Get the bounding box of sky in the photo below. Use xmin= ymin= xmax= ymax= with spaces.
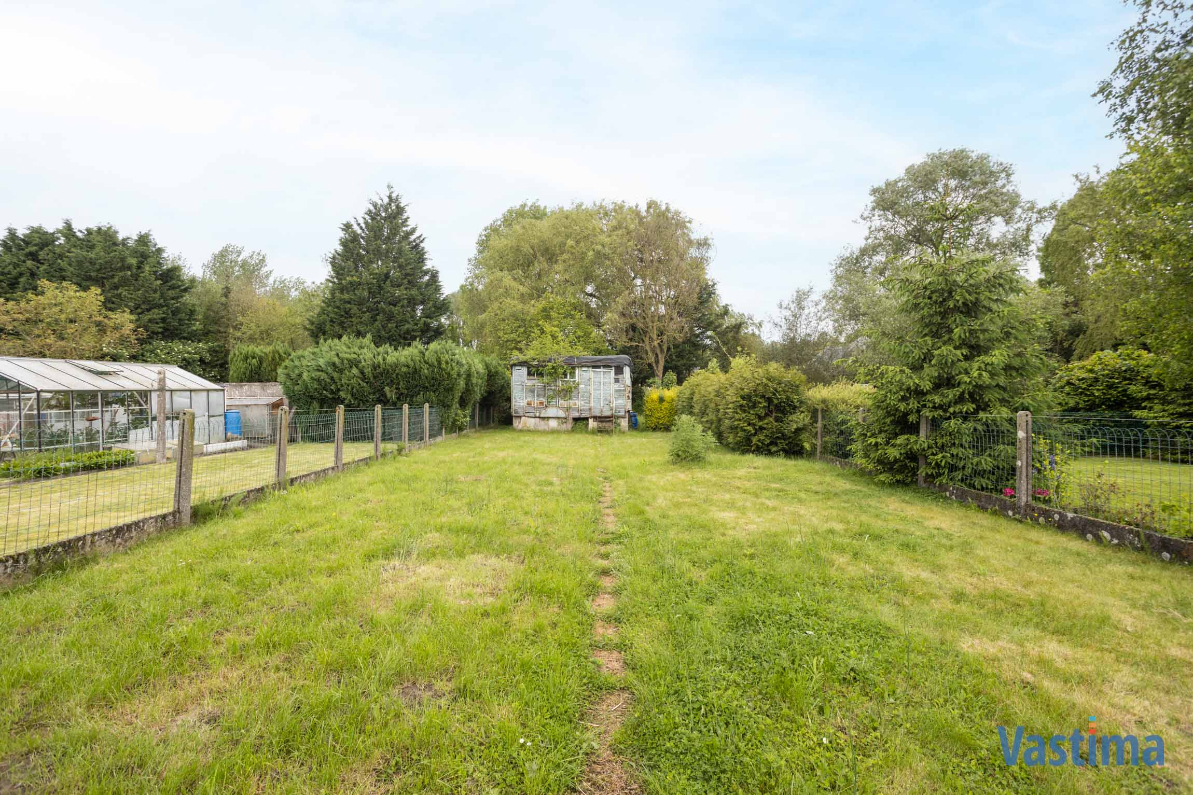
xmin=0 ymin=0 xmax=1131 ymax=324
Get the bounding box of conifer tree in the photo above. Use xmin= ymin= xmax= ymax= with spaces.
xmin=311 ymin=187 xmax=450 ymax=346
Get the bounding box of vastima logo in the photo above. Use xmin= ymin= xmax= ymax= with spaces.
xmin=998 ymin=716 xmax=1165 ymax=767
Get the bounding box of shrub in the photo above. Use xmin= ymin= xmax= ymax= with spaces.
xmin=1051 ymin=347 xmax=1169 ymax=416
xmin=676 ymin=357 xmax=812 ymax=456
xmin=806 ymin=382 xmax=874 ymax=411
xmin=720 ymin=359 xmax=811 ymax=456
xmin=669 ymin=414 xmax=715 ymax=463
xmin=643 ymin=387 xmax=678 ymax=430
xmin=678 ymin=362 xmax=728 ymax=442
xmin=662 ymin=370 xmax=678 ymax=389
xmin=139 ymin=340 xmax=225 ymax=382
xmin=228 ymin=343 xmax=293 ymax=382
xmin=0 ymin=449 xmax=136 ymax=480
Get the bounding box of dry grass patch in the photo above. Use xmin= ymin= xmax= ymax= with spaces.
xmin=376 ymin=553 xmax=519 ymax=607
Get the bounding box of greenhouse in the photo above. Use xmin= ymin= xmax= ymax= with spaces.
xmin=0 ymin=356 xmax=226 ymax=455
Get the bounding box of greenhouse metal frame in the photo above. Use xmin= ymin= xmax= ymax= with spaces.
xmin=0 ymin=356 xmax=227 ymax=455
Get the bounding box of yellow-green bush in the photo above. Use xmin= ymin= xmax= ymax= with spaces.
xmin=806 ymin=382 xmax=874 ymax=411
xmin=643 ymin=387 xmax=678 ymax=431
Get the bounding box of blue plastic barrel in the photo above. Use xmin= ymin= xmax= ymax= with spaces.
xmin=629 ymin=411 xmax=638 ymax=430
xmin=225 ymin=410 xmax=242 ymax=437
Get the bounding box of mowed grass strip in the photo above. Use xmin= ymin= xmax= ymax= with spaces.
xmin=1 ymin=430 xmax=1191 ymax=793
xmin=0 ymin=441 xmax=377 ymax=556
xmin=605 ymin=434 xmax=1191 ymax=794
xmin=0 ymin=431 xmax=611 ymax=793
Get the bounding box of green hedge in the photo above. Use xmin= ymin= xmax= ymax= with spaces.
xmin=0 ymin=449 xmax=136 ymax=480
xmin=676 ymin=357 xmax=811 ymax=456
xmin=229 ymin=343 xmax=293 ymax=382
xmin=278 ymin=337 xmax=509 ymax=432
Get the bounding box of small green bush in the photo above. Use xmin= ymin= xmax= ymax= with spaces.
xmin=643 ymin=387 xmax=678 ymax=431
xmin=0 ymin=449 xmax=136 ymax=480
xmin=721 ymin=359 xmax=811 ymax=456
xmin=669 ymin=415 xmax=715 ymax=464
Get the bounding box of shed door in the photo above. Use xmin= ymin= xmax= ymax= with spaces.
xmin=591 ymin=367 xmax=614 ymax=416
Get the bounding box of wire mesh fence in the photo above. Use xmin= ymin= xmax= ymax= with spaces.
xmin=928 ymin=415 xmax=1019 ymax=496
xmin=1031 ymin=416 xmax=1193 ymax=539
xmin=0 ymin=403 xmax=493 ymax=558
xmin=820 ymin=409 xmax=859 ymax=461
xmin=817 ymin=409 xmax=1193 ymax=541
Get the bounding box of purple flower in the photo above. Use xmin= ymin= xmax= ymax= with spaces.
xmin=1003 ymin=487 xmax=1015 ymax=497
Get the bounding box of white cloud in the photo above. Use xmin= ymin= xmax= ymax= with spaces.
xmin=0 ymin=0 xmax=1128 ymax=318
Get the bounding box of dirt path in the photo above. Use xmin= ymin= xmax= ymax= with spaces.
xmin=576 ymin=476 xmax=639 ymax=794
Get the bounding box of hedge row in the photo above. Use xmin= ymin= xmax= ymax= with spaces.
xmin=676 ymin=357 xmax=811 ymax=456
xmin=278 ymin=337 xmax=509 ymax=432
xmin=229 ymin=343 xmax=293 ymax=383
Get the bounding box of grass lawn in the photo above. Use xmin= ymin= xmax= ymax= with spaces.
xmin=1059 ymin=457 xmax=1193 ymax=538
xmin=0 ymin=441 xmax=379 ymax=556
xmin=1 ymin=430 xmax=1189 ymax=793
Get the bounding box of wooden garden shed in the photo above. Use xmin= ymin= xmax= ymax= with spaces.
xmin=511 ymin=355 xmax=631 ymax=431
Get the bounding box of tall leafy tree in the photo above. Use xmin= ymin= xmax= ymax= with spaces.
xmin=1096 ymin=0 xmax=1193 ymax=144
xmin=605 ymin=200 xmax=710 ymax=381
xmin=825 ymin=149 xmax=1050 ymax=337
xmin=311 ymin=186 xmax=449 ymax=347
xmin=0 ymin=281 xmax=142 ymax=360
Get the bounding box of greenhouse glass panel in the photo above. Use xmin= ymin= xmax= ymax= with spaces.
xmin=72 ymin=392 xmax=102 ymax=451
xmin=40 ymin=392 xmax=74 ymax=451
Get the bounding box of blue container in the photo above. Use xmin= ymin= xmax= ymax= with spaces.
xmin=225 ymin=410 xmax=242 ymax=437
xmin=629 ymin=411 xmax=638 ymax=430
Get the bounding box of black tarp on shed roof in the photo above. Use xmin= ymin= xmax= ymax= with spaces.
xmin=510 ymin=355 xmax=631 ymax=368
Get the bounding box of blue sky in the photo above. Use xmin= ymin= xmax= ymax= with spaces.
xmin=0 ymin=1 xmax=1131 ymax=323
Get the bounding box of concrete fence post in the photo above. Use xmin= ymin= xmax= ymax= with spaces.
xmin=155 ymin=369 xmax=168 ymax=464
xmin=334 ymin=405 xmax=345 ymax=470
xmin=275 ymin=406 xmax=289 ymax=487
xmin=1016 ymin=410 xmax=1032 ymax=516
xmin=423 ymin=403 xmax=429 ymax=446
xmin=402 ymin=404 xmax=409 ymax=450
xmin=374 ymin=404 xmax=382 ymax=460
xmin=816 ymin=407 xmax=823 ymax=460
xmin=917 ymin=412 xmax=930 ymax=488
xmin=173 ymin=410 xmax=195 ymax=525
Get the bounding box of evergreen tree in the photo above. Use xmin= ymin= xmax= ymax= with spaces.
xmin=0 ymin=221 xmax=195 ymax=344
xmin=311 ymin=187 xmax=449 ymax=346
xmin=851 ymin=251 xmax=1049 ymax=484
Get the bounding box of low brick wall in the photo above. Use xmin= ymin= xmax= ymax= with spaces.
xmin=928 ymin=482 xmax=1193 ymax=564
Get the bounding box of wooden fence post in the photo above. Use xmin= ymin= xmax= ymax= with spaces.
xmin=918 ymin=412 xmax=929 ymax=488
xmin=173 ymin=410 xmax=195 ymax=525
xmin=155 ymin=369 xmax=168 ymax=464
xmin=374 ymin=404 xmax=382 ymax=460
xmin=275 ymin=406 xmax=289 ymax=487
xmin=1016 ymin=410 xmax=1032 ymax=516
xmin=423 ymin=403 xmax=430 ymax=446
xmin=402 ymin=404 xmax=409 ymax=450
xmin=816 ymin=407 xmax=823 ymax=460
xmin=334 ymin=405 xmax=344 ymax=470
